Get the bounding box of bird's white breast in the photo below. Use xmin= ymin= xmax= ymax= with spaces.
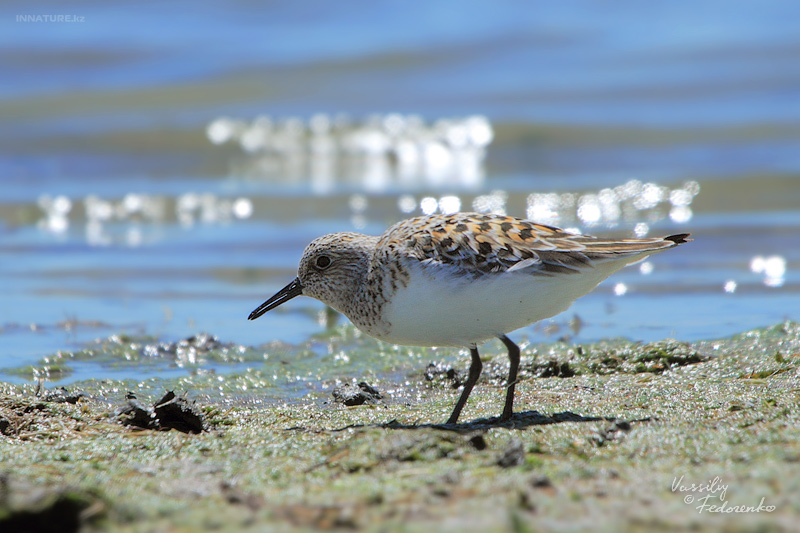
xmin=377 ymin=260 xmax=625 ymax=347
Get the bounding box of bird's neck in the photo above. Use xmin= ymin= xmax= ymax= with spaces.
xmin=337 ymin=236 xmax=394 ymax=338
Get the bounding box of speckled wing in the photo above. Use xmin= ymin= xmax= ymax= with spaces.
xmin=380 ymin=213 xmax=690 ymax=276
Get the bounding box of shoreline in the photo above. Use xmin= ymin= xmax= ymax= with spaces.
xmin=2 ymin=321 xmax=799 ymax=531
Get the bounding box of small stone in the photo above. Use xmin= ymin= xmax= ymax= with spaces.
xmin=153 ymin=391 xmax=205 ymax=434
xmin=43 ymin=387 xmax=87 ymax=404
xmin=332 ymin=382 xmax=382 ymax=406
xmin=468 ymin=434 xmax=488 ymax=451
xmin=496 ymin=438 xmax=525 ymax=468
xmin=424 ymin=363 xmax=464 ymax=389
xmin=529 ymin=474 xmax=553 ymax=488
xmin=114 ymin=393 xmax=157 ymax=430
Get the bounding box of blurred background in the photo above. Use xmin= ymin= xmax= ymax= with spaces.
xmin=1 ymin=0 xmax=799 ymax=383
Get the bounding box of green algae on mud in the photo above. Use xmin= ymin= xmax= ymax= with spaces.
xmin=1 ymin=322 xmax=800 ymax=532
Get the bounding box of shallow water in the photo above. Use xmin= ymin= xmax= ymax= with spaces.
xmin=2 ymin=0 xmax=799 ymax=384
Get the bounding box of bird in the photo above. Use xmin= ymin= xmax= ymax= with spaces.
xmin=248 ymin=212 xmax=690 ymax=424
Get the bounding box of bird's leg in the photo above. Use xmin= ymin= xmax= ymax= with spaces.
xmin=446 ymin=346 xmax=482 ymax=424
xmin=498 ymin=335 xmax=520 ymax=421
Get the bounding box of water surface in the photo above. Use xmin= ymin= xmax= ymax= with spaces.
xmin=1 ymin=0 xmax=799 ymax=385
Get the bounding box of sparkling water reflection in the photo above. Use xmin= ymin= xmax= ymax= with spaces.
xmin=209 ymin=113 xmax=493 ymax=193
xmin=2 ymin=0 xmax=799 ymax=385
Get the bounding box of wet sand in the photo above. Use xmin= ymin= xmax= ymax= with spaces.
xmin=2 ymin=322 xmax=798 ymax=531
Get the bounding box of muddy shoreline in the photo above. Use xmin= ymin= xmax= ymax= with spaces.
xmin=2 ymin=322 xmax=799 ymax=531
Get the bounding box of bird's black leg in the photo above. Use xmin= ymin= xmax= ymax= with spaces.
xmin=446 ymin=346 xmax=482 ymax=424
xmin=498 ymin=334 xmax=520 ymax=421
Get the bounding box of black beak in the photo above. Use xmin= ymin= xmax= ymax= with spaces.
xmin=248 ymin=278 xmax=304 ymax=320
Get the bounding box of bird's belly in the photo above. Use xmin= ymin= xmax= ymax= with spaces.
xmin=378 ymin=266 xmax=610 ymax=347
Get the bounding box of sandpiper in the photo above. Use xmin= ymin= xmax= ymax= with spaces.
xmin=249 ymin=213 xmax=690 ymax=424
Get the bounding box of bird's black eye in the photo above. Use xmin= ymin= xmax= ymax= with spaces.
xmin=315 ymin=255 xmax=331 ymax=270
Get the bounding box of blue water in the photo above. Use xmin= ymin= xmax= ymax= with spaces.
xmin=1 ymin=0 xmax=799 ymax=383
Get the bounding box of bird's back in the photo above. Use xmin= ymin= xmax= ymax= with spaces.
xmin=378 ymin=213 xmax=687 ymax=277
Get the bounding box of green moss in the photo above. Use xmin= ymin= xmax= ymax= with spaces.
xmin=0 ymin=322 xmax=799 ymax=531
